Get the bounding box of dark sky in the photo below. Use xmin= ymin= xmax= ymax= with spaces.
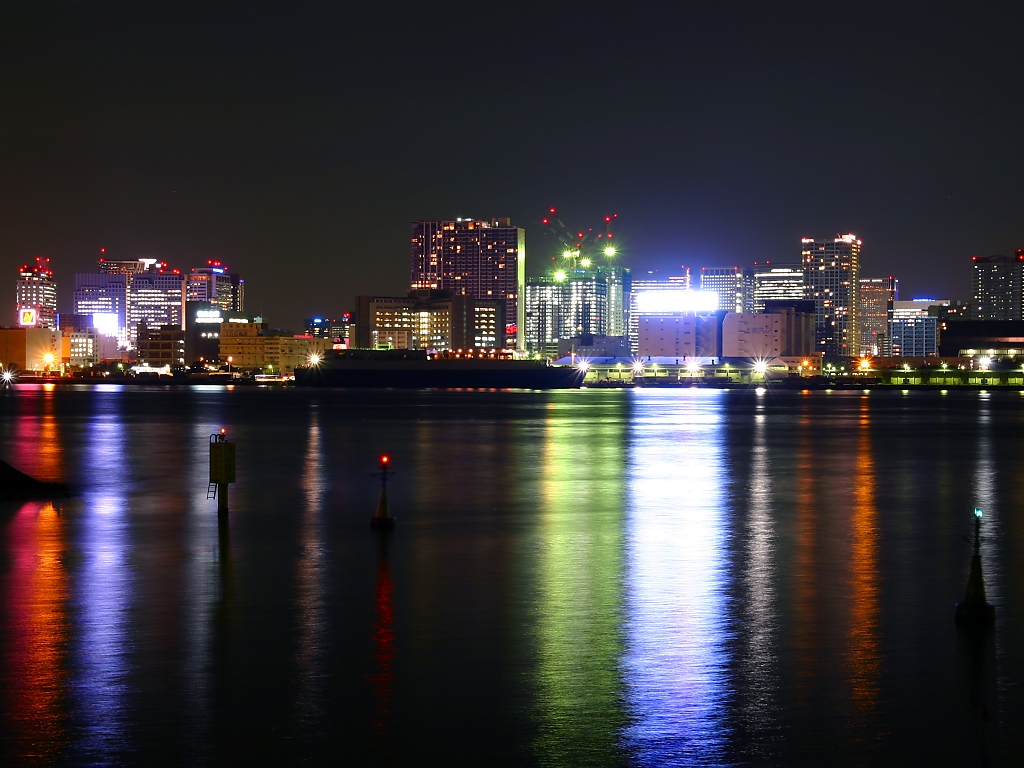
xmin=3 ymin=2 xmax=1023 ymax=328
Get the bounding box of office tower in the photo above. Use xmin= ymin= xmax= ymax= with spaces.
xmin=187 ymin=261 xmax=245 ymax=313
xmin=306 ymin=315 xmax=355 ymax=347
xmin=700 ymin=266 xmax=753 ymax=314
xmin=524 ymin=276 xmax=565 ymax=356
xmin=410 ymin=218 xmax=525 ymax=348
xmin=15 ymin=257 xmax=58 ymax=328
xmin=972 ymin=252 xmax=1024 ymax=321
xmin=128 ymin=267 xmax=185 ymax=346
xmin=801 ymin=234 xmax=861 ymax=358
xmin=76 ymin=258 xmax=186 ymax=347
xmin=594 ymin=265 xmax=630 ymax=337
xmin=73 ymin=272 xmax=129 ymax=345
xmin=753 ymin=263 xmax=804 ymax=311
xmin=626 ymin=272 xmax=691 ymax=353
xmin=524 ymin=269 xmax=613 ymax=354
xmin=888 ymin=300 xmax=941 ymax=357
xmin=858 ymin=277 xmax=899 ymax=355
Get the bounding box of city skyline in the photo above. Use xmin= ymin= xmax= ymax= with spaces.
xmin=2 ymin=5 xmax=1023 ymax=330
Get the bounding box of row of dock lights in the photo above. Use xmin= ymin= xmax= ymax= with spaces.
xmin=576 ymin=358 xmax=772 ymax=376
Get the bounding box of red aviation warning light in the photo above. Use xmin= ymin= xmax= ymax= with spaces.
xmin=381 ymin=455 xmax=390 ymax=465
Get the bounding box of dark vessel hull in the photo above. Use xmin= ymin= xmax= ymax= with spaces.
xmin=295 ymin=363 xmax=583 ymax=389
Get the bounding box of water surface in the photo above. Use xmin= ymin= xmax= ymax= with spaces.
xmin=1 ymin=385 xmax=1021 ymax=766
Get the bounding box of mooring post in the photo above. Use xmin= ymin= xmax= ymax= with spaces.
xmin=210 ymin=428 xmax=236 ymax=517
xmin=371 ymin=454 xmax=395 ymax=529
xmin=956 ymin=508 xmax=995 ymax=624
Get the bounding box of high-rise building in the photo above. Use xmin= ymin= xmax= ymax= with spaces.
xmin=972 ymin=252 xmax=1024 ymax=321
xmin=410 ymin=218 xmax=525 ymax=348
xmin=627 ymin=273 xmax=691 ymax=353
xmin=595 ymin=265 xmax=630 ymax=337
xmin=753 ymin=264 xmax=804 ymax=311
xmin=76 ymin=258 xmax=187 ymax=347
xmin=15 ymin=257 xmax=58 ymax=329
xmin=73 ymin=272 xmax=129 ymax=345
xmin=128 ymin=267 xmax=185 ymax=346
xmin=524 ymin=269 xmax=617 ymax=355
xmin=306 ymin=315 xmax=355 ymax=347
xmin=801 ymin=234 xmax=861 ymax=358
xmin=187 ymin=261 xmax=245 ymax=313
xmin=888 ymin=300 xmax=941 ymax=357
xmin=700 ymin=266 xmax=753 ymax=314
xmin=858 ymin=277 xmax=899 ymax=356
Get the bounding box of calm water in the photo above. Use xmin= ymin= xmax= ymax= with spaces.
xmin=1 ymin=384 xmax=1022 ymax=767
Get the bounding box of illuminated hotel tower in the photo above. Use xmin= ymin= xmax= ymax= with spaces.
xmin=410 ymin=218 xmax=525 ymax=349
xmin=801 ymin=234 xmax=861 ymax=358
xmin=15 ymin=257 xmax=58 ymax=328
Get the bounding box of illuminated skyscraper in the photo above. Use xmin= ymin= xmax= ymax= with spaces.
xmin=858 ymin=277 xmax=898 ymax=355
xmin=129 ymin=267 xmax=186 ymax=345
xmin=73 ymin=272 xmax=129 ymax=344
xmin=15 ymin=257 xmax=57 ymax=328
xmin=410 ymin=218 xmax=525 ymax=348
xmin=77 ymin=258 xmax=186 ymax=347
xmin=801 ymin=234 xmax=861 ymax=358
xmin=972 ymin=252 xmax=1024 ymax=321
xmin=753 ymin=263 xmax=803 ymax=311
xmin=524 ymin=269 xmax=617 ymax=354
xmin=187 ymin=261 xmax=245 ymax=312
xmin=700 ymin=266 xmax=753 ymax=314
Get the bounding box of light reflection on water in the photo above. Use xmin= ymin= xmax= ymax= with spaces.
xmin=1 ymin=385 xmax=1024 ymax=766
xmin=622 ymin=390 xmax=730 ymax=766
xmin=69 ymin=414 xmax=131 ymax=762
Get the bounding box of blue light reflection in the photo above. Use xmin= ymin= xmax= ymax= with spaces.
xmin=622 ymin=390 xmax=731 ymax=766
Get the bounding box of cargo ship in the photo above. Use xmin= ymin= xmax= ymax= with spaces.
xmin=294 ymin=349 xmax=584 ymax=389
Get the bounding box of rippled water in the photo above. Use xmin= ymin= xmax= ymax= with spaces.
xmin=1 ymin=385 xmax=1021 ymax=766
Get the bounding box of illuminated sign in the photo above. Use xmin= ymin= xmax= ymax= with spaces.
xmin=635 ymin=290 xmax=719 ymax=314
xmin=195 ymin=309 xmax=224 ymax=324
xmin=227 ymin=317 xmax=248 ymax=323
xmin=19 ymin=308 xmax=37 ymax=326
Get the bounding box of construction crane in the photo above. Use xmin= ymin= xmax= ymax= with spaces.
xmin=541 ymin=208 xmax=619 ymax=272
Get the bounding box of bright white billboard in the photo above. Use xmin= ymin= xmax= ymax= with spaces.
xmin=635 ymin=290 xmax=719 ymax=314
xmin=92 ymin=312 xmax=121 ymax=338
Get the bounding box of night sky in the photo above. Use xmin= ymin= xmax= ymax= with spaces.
xmin=3 ymin=3 xmax=1023 ymax=328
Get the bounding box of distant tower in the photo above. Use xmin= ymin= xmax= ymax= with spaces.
xmin=801 ymin=234 xmax=861 ymax=358
xmin=700 ymin=266 xmax=753 ymax=313
xmin=753 ymin=263 xmax=804 ymax=311
xmin=858 ymin=277 xmax=899 ymax=355
xmin=187 ymin=261 xmax=245 ymax=312
xmin=410 ymin=218 xmax=525 ymax=349
xmin=972 ymin=252 xmax=1024 ymax=321
xmin=16 ymin=257 xmax=57 ymax=328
